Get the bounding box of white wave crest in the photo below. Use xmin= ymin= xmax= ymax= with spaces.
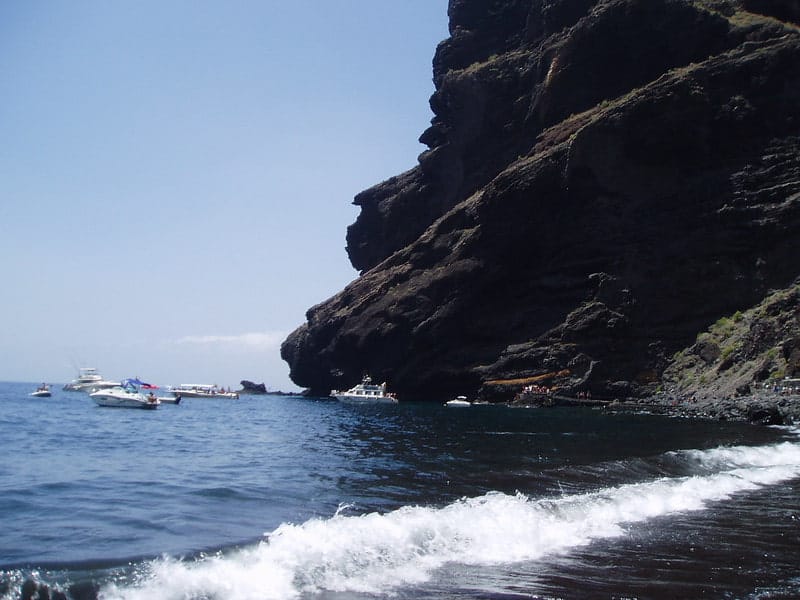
xmin=99 ymin=441 xmax=800 ymax=600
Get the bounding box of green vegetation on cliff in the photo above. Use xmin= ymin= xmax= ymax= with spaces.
xmin=663 ymin=282 xmax=800 ymax=400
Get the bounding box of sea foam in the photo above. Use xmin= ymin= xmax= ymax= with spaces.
xmin=99 ymin=440 xmax=800 ymax=600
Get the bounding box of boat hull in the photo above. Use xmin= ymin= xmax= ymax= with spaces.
xmin=156 ymin=396 xmax=181 ymax=404
xmin=30 ymin=391 xmax=52 ymax=398
xmin=90 ymin=390 xmax=159 ymax=409
xmin=334 ymin=394 xmax=398 ymax=404
xmin=445 ymin=400 xmax=471 ymax=407
xmin=170 ymin=391 xmax=238 ymax=399
xmin=64 ymin=381 xmax=120 ymax=393
xmin=169 ymin=384 xmax=238 ymax=399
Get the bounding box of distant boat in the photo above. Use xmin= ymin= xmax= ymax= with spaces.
xmin=445 ymin=395 xmax=471 ymax=407
xmin=168 ymin=384 xmax=238 ymax=399
xmin=30 ymin=384 xmax=51 ymax=398
xmin=63 ymin=367 xmax=119 ymax=392
xmin=331 ymin=375 xmax=398 ymax=404
xmin=90 ymin=379 xmax=160 ymax=409
xmin=155 ymin=395 xmax=181 ymax=405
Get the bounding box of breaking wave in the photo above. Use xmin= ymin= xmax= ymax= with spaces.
xmin=91 ymin=439 xmax=800 ymax=600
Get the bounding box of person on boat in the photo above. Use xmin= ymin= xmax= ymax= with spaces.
xmin=148 ymin=391 xmax=157 ymax=403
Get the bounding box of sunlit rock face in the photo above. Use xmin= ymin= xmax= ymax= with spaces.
xmin=281 ymin=0 xmax=800 ymax=401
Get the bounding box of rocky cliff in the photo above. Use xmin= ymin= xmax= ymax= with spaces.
xmin=662 ymin=280 xmax=800 ymax=401
xmin=281 ymin=0 xmax=800 ymax=401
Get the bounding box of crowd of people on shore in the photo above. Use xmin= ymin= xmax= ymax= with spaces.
xmin=520 ymin=384 xmax=551 ymax=396
xmin=761 ymin=378 xmax=800 ymax=395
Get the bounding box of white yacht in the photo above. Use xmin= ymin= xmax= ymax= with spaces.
xmin=90 ymin=380 xmax=160 ymax=409
xmin=168 ymin=384 xmax=238 ymax=399
xmin=331 ymin=376 xmax=397 ymax=404
xmin=63 ymin=367 xmax=119 ymax=392
xmin=445 ymin=395 xmax=471 ymax=407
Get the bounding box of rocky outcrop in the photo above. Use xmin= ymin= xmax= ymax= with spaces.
xmin=662 ymin=282 xmax=800 ymax=400
xmin=239 ymin=380 xmax=267 ymax=394
xmin=282 ymin=0 xmax=800 ymax=400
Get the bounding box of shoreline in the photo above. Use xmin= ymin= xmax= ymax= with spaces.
xmin=504 ymin=390 xmax=800 ymax=426
xmin=605 ymin=392 xmax=800 ymax=426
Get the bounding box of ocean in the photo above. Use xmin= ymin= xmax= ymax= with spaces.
xmin=1 ymin=380 xmax=799 ymax=599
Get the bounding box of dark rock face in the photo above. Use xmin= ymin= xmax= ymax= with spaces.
xmin=282 ymin=0 xmax=800 ymax=400
xmin=747 ymin=403 xmax=785 ymax=425
xmin=743 ymin=0 xmax=800 ymax=25
xmin=239 ymin=380 xmax=267 ymax=394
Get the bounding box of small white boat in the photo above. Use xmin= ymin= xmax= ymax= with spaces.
xmin=30 ymin=384 xmax=52 ymax=398
xmin=332 ymin=376 xmax=397 ymax=404
xmin=445 ymin=395 xmax=471 ymax=407
xmin=63 ymin=367 xmax=119 ymax=392
xmin=156 ymin=395 xmax=181 ymax=405
xmin=90 ymin=379 xmax=160 ymax=409
xmin=168 ymin=384 xmax=238 ymax=399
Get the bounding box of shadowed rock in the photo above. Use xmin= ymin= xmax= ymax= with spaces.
xmin=239 ymin=380 xmax=267 ymax=394
xmin=282 ymin=0 xmax=800 ymax=401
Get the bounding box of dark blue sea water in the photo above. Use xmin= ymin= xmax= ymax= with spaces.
xmin=1 ymin=380 xmax=799 ymax=599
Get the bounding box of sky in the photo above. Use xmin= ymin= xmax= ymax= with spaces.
xmin=0 ymin=1 xmax=449 ymax=391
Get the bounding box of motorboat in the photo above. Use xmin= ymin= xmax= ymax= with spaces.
xmin=90 ymin=379 xmax=160 ymax=409
xmin=63 ymin=367 xmax=119 ymax=392
xmin=331 ymin=375 xmax=397 ymax=404
xmin=30 ymin=384 xmax=52 ymax=398
xmin=168 ymin=384 xmax=239 ymax=399
xmin=156 ymin=395 xmax=181 ymax=405
xmin=445 ymin=395 xmax=471 ymax=407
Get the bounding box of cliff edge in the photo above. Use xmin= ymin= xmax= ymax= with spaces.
xmin=282 ymin=0 xmax=800 ymax=401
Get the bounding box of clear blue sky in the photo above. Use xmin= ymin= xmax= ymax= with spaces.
xmin=0 ymin=1 xmax=449 ymax=390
